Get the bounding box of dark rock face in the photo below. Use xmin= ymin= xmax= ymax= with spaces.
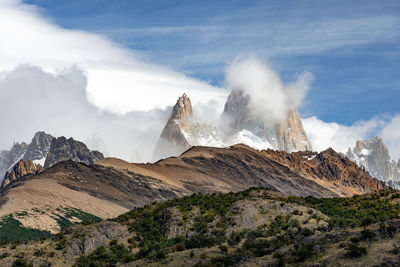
xmin=23 ymin=131 xmax=53 ymax=162
xmin=0 ymin=132 xmax=53 ymax=180
xmin=2 ymin=160 xmax=43 ymax=187
xmin=44 ymin=137 xmax=104 ymax=168
xmin=0 ymin=132 xmax=104 ymax=184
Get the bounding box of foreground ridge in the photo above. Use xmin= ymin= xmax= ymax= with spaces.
xmin=1 ymin=187 xmax=400 ymax=266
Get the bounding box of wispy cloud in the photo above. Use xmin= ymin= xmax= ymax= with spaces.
xmin=0 ymin=0 xmax=227 ymax=114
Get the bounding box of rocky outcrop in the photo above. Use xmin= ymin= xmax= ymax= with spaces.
xmin=263 ymin=148 xmax=386 ymax=196
xmin=65 ymin=221 xmax=128 ymax=262
xmin=0 ymin=132 xmax=53 ymax=180
xmin=346 ymin=137 xmax=400 ymax=188
xmin=2 ymin=160 xmax=43 ymax=187
xmin=0 ymin=132 xmax=105 ymax=183
xmin=0 ymin=142 xmax=28 ymax=179
xmin=44 ymin=137 xmax=104 ymax=168
xmin=221 ymin=90 xmax=312 ymax=152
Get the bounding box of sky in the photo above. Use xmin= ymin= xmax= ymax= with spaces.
xmin=0 ymin=0 xmax=399 ymax=161
xmin=23 ymin=0 xmax=400 ymax=123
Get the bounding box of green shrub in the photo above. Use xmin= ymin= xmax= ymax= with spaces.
xmin=379 ymin=223 xmax=397 ymax=238
xmin=291 ymin=242 xmax=316 ymax=262
xmin=243 ymin=238 xmax=273 ymax=257
xmin=33 ymin=248 xmax=45 ymax=257
xmin=273 ymin=252 xmax=286 ymax=267
xmin=346 ymin=242 xmax=367 ymax=258
xmin=360 ymin=229 xmax=377 ymax=241
xmin=55 ymin=238 xmax=66 ymax=250
xmin=219 ymin=244 xmax=228 ymax=253
xmin=184 ymin=234 xmax=217 ymax=249
xmin=11 ymin=258 xmax=33 ymax=267
xmin=0 ymin=252 xmax=9 ymax=259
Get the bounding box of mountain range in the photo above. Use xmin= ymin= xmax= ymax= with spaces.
xmin=153 ymin=92 xmax=400 ymax=188
xmin=0 ymin=91 xmax=398 ymax=266
xmin=0 ymin=132 xmax=104 ymax=185
xmin=152 ymin=91 xmax=312 ymax=161
xmin=3 ymin=92 xmax=397 ymax=190
xmin=0 ymin=141 xmax=385 ymax=237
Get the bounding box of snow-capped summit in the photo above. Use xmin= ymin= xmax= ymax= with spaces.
xmin=346 ymin=137 xmax=400 ymax=188
xmin=220 ymin=90 xmax=312 ymax=152
xmin=0 ymin=131 xmax=53 ymax=179
xmin=23 ymin=131 xmax=53 ymax=164
xmin=152 ymin=91 xmax=313 ymax=161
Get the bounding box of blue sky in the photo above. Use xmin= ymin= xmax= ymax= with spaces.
xmin=15 ymin=0 xmax=400 ymax=124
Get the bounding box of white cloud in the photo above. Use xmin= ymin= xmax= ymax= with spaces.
xmin=381 ymin=115 xmax=400 ymax=160
xmin=1 ymin=0 xmax=399 ymax=165
xmin=0 ymin=0 xmax=227 ymax=114
xmin=302 ymin=115 xmax=400 ymax=161
xmin=224 ymin=55 xmax=313 ymax=123
xmin=0 ymin=65 xmax=170 ymax=162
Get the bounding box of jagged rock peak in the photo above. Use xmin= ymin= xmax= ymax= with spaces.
xmin=152 ymin=94 xmax=195 ymax=161
xmin=2 ymin=160 xmax=43 ymax=188
xmin=170 ymin=93 xmax=193 ymax=120
xmin=346 ymin=136 xmax=400 ymax=188
xmin=44 ymin=137 xmax=104 ymax=168
xmin=23 ymin=131 xmax=53 ymax=161
xmin=221 ymin=89 xmax=312 ymax=152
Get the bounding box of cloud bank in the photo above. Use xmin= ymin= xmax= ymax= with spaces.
xmin=0 ymin=1 xmax=399 ymax=164
xmin=0 ymin=66 xmax=172 ymax=162
xmin=223 ymin=57 xmax=400 ymax=161
xmin=0 ymin=0 xmax=227 ymax=114
xmin=224 ymin=56 xmax=313 ymax=123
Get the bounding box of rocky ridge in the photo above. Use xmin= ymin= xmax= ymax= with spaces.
xmin=44 ymin=137 xmax=104 ymax=168
xmin=0 ymin=133 xmax=105 ymax=186
xmin=263 ymin=148 xmax=385 ymax=196
xmin=346 ymin=137 xmax=400 ymax=189
xmin=1 ymin=160 xmax=43 ymax=187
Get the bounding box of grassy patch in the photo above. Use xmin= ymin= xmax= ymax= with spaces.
xmin=53 ymin=208 xmax=101 ymax=231
xmin=0 ymin=216 xmax=51 ymax=242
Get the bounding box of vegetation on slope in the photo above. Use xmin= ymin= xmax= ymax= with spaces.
xmin=0 ymin=188 xmax=400 ymax=266
xmin=0 ymin=207 xmax=100 ymax=242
